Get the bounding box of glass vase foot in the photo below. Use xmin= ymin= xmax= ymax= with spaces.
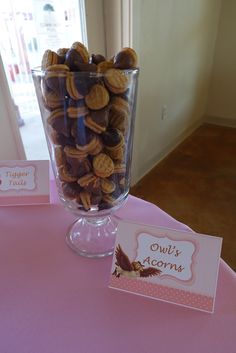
xmin=66 ymin=215 xmax=118 ymax=258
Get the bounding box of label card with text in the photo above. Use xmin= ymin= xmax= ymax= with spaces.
xmin=109 ymin=220 xmax=222 ymax=313
xmin=0 ymin=160 xmax=50 ymax=206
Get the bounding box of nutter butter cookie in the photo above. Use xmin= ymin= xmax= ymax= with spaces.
xmin=90 ymin=189 xmax=103 ymax=205
xmin=73 ymin=125 xmax=97 ymax=152
xmin=97 ymin=60 xmax=114 ymax=73
xmin=79 ymin=191 xmax=91 ymax=210
xmin=65 ymin=48 xmax=84 ymax=71
xmin=101 ymin=178 xmax=116 ymax=194
xmin=58 ymin=165 xmax=77 ymax=182
xmin=45 ymin=69 xmax=68 ymax=97
xmin=64 ymin=146 xmax=90 ymax=177
xmin=104 ymin=68 xmax=129 ymax=94
xmin=113 ymin=162 xmax=126 ymax=174
xmin=75 ymin=63 xmax=97 ymax=72
xmin=66 ymin=73 xmax=84 ymax=100
xmin=77 ymin=173 xmax=97 ymax=187
xmin=62 ymin=182 xmax=82 ymax=200
xmin=106 ymin=146 xmax=124 ymax=161
xmin=64 ymin=145 xmax=88 ymax=160
xmin=67 ymin=99 xmax=89 ymax=118
xmin=91 ymin=53 xmax=105 ymax=65
xmin=114 ymin=47 xmax=138 ymax=69
xmin=46 ymin=64 xmax=69 ymax=73
xmin=47 ymin=108 xmax=71 ymax=137
xmin=89 ymin=137 xmax=103 ymax=155
xmin=71 ymin=41 xmax=90 ymax=63
xmin=102 ymin=128 xmax=124 ymax=149
xmin=103 ymin=128 xmax=125 ymax=161
xmin=54 ymin=146 xmax=66 ymax=168
xmin=43 ymin=90 xmax=64 ymax=110
xmin=109 ymin=96 xmax=130 ymax=133
xmin=85 ymin=84 xmax=109 ymax=110
xmin=50 ymin=130 xmax=75 ymax=147
xmin=57 ymin=48 xmax=69 ymax=57
xmin=93 ymin=153 xmax=114 ymax=178
xmin=84 ymin=107 xmax=109 ymax=133
xmin=41 ymin=50 xmax=62 ymax=70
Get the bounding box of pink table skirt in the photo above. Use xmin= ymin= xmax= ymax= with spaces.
xmin=0 ymin=189 xmax=235 ymax=353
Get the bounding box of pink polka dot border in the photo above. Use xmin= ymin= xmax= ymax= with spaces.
xmin=110 ymin=276 xmax=214 ymax=312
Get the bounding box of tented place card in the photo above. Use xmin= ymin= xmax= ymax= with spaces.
xmin=0 ymin=160 xmax=50 ymax=206
xmin=109 ymin=220 xmax=222 ymax=313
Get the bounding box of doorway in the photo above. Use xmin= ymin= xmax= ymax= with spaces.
xmin=0 ymin=0 xmax=87 ymax=160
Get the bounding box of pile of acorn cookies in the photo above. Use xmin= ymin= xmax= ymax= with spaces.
xmin=40 ymin=41 xmax=138 ymax=211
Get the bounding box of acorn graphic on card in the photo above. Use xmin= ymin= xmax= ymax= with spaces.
xmin=113 ymin=244 xmax=162 ymax=278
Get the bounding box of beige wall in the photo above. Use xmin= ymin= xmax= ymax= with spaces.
xmin=206 ymin=0 xmax=236 ymax=120
xmin=85 ymin=0 xmax=106 ymax=55
xmin=131 ymin=0 xmax=221 ymax=184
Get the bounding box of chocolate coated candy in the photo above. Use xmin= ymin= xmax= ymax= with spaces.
xmin=45 ymin=74 xmax=67 ymax=97
xmin=68 ymin=98 xmax=87 ymax=108
xmin=41 ymin=50 xmax=63 ymax=70
xmin=65 ymin=49 xmax=84 ymax=71
xmin=111 ymin=179 xmax=125 ymax=195
xmin=91 ymin=54 xmax=106 ymax=65
xmin=73 ymin=121 xmax=96 ymax=146
xmin=62 ymin=182 xmax=82 ymax=199
xmin=90 ymin=189 xmax=103 ymax=205
xmin=110 ymin=88 xmax=131 ymax=102
xmin=52 ymin=132 xmax=75 ymax=147
xmin=114 ymin=52 xmax=133 ymax=69
xmin=108 ymin=173 xmax=126 ymax=194
xmin=75 ymin=63 xmax=97 ymax=72
xmin=48 ymin=109 xmax=71 ymax=137
xmin=73 ymin=75 xmax=97 ymax=96
xmin=98 ymin=201 xmax=113 ymax=211
xmin=84 ymin=176 xmax=101 ymax=193
xmin=114 ymin=48 xmax=137 ymax=69
xmin=89 ymin=107 xmax=109 ymax=127
xmin=67 ymin=158 xmax=91 ymax=178
xmin=57 ymin=48 xmax=69 ymax=62
xmin=102 ymin=128 xmax=122 ymax=147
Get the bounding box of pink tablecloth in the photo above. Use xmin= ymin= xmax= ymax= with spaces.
xmin=0 ymin=189 xmax=235 ymax=353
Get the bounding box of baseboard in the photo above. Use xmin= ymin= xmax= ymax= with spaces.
xmin=204 ymin=115 xmax=236 ymax=128
xmin=131 ymin=118 xmax=203 ymax=186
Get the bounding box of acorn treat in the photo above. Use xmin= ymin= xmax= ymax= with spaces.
xmin=34 ymin=41 xmax=139 ymax=214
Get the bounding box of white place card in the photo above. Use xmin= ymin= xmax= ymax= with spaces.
xmin=109 ymin=220 xmax=222 ymax=313
xmin=0 ymin=160 xmax=50 ymax=206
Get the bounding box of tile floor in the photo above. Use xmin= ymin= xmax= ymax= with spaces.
xmin=131 ymin=124 xmax=236 ymax=270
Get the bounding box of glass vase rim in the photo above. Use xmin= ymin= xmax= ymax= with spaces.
xmin=31 ymin=66 xmax=139 ymax=77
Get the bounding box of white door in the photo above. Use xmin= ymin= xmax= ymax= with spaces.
xmin=0 ymin=54 xmax=26 ymax=160
xmin=0 ymin=0 xmax=107 ymax=160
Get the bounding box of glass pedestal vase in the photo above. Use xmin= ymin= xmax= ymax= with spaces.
xmin=66 ymin=215 xmax=118 ymax=258
xmin=32 ymin=67 xmax=139 ymax=257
